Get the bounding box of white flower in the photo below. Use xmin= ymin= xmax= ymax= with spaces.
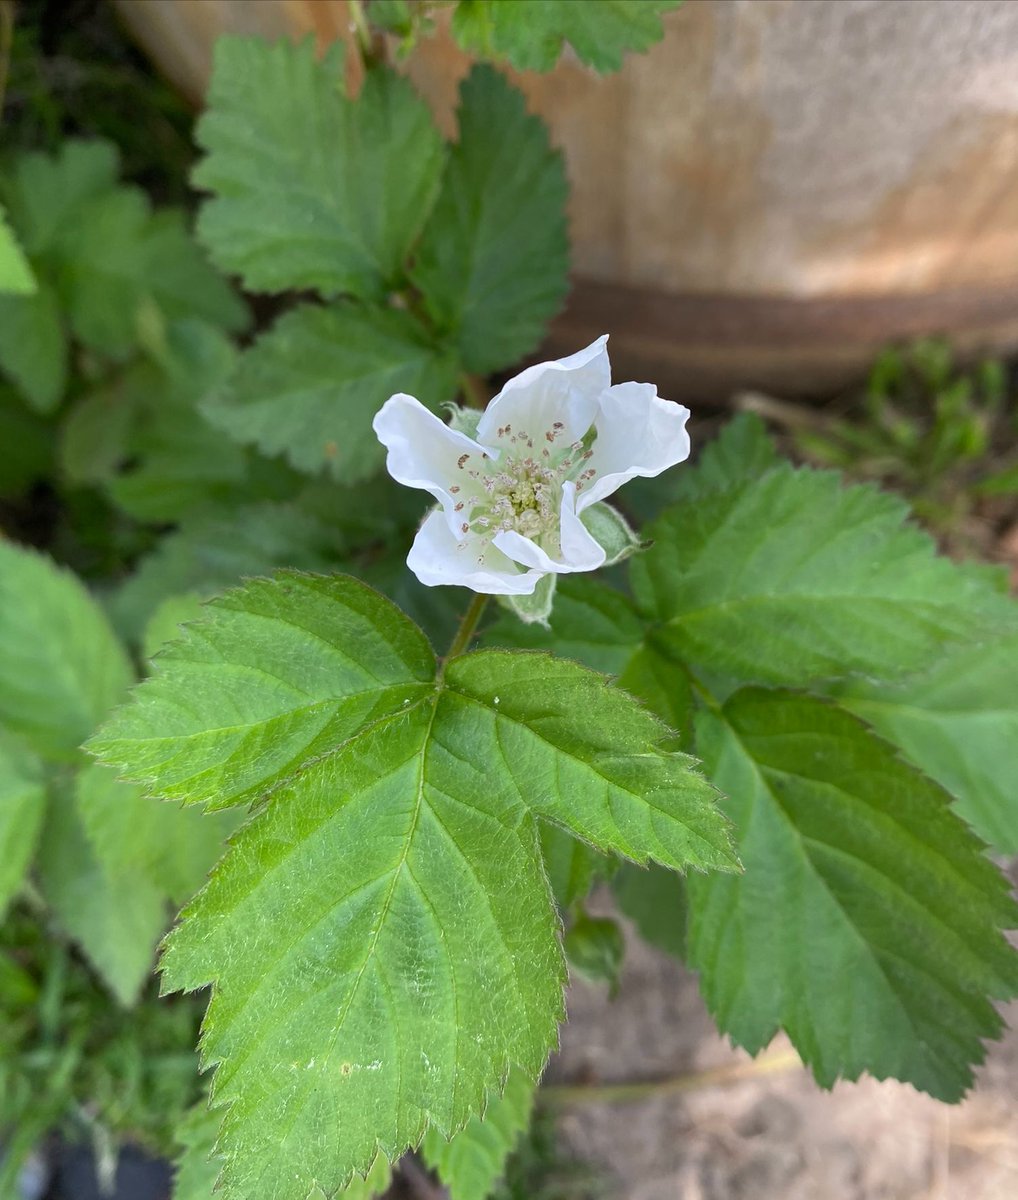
xmin=372 ymin=335 xmax=691 ymax=596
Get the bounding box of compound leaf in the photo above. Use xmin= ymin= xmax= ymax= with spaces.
xmin=36 ymin=786 xmax=167 ymax=1006
xmin=0 ymin=282 xmax=67 ymax=412
xmin=632 ymin=461 xmax=1012 ymax=687
xmin=412 ymin=65 xmax=569 ymax=374
xmin=0 ymin=735 xmax=47 ymax=919
xmin=0 ymin=205 xmax=36 ymax=295
xmin=687 ymin=688 xmax=1018 ymax=1101
xmin=485 ymin=576 xmax=642 ymax=675
xmin=194 ymin=39 xmax=444 ymax=300
xmin=836 ymin=629 xmax=1018 ymax=854
xmin=90 ymin=573 xmax=438 ymax=810
xmin=421 ymin=1069 xmax=535 ymax=1200
xmin=0 ymin=540 xmax=132 ymax=759
xmin=91 ymin=573 xmax=733 ymax=1195
xmin=453 ymin=0 xmax=680 ymax=73
xmin=203 ymin=301 xmax=458 ymax=482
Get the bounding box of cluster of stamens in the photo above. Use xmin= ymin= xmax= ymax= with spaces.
xmin=451 ymin=421 xmax=597 ymax=558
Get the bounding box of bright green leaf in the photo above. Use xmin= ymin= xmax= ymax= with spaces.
xmin=632 ymin=461 xmax=1012 ymax=687
xmin=194 ymin=39 xmax=444 ymax=299
xmin=203 ymin=301 xmax=458 ymax=481
xmin=0 ymin=205 xmax=36 ymax=295
xmin=688 ymin=688 xmax=1018 ymax=1101
xmin=92 ymin=573 xmax=733 ymax=1194
xmin=0 ymin=282 xmax=67 ymax=412
xmin=421 ymin=1069 xmax=535 ymax=1200
xmin=143 ymin=210 xmax=250 ymax=334
xmin=36 ymin=787 xmax=166 ymax=1006
xmin=836 ymin=630 xmax=1018 ymax=854
xmin=76 ymin=761 xmax=233 ymax=909
xmin=563 ymin=912 xmax=625 ymax=992
xmin=56 ymin=186 xmax=150 ymax=357
xmin=411 ymin=65 xmax=569 ymax=374
xmin=91 ymin=573 xmax=438 ymax=810
xmin=0 ymin=735 xmax=47 ymax=920
xmin=452 ymin=0 xmax=681 ymax=73
xmin=2 ymin=140 xmax=120 ymax=257
xmin=613 ymin=862 xmax=687 ymax=960
xmin=486 ymin=576 xmax=642 ymax=675
xmin=539 ymin=823 xmax=609 ymax=912
xmin=0 ymin=540 xmax=132 ymax=759
xmin=111 ymin=503 xmax=346 ymax=643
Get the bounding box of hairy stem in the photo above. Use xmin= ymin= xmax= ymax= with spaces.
xmin=442 ymin=592 xmax=489 ymax=668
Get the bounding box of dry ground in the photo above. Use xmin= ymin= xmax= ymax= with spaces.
xmin=544 ymin=898 xmax=1018 ymax=1200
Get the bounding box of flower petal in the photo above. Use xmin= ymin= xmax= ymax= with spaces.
xmin=407 ymin=509 xmax=542 ymax=595
xmin=493 ymin=482 xmax=606 ymax=575
xmin=373 ymin=393 xmax=494 ymax=535
xmin=476 ymin=335 xmax=610 ymax=449
xmin=576 ymin=382 xmax=691 ymax=512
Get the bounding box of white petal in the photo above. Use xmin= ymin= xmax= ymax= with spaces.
xmin=476 ymin=335 xmax=611 ymax=449
xmin=576 ymin=382 xmax=691 ymax=512
xmin=493 ymin=482 xmax=606 ymax=575
xmin=373 ymin=393 xmax=495 ymax=535
xmin=407 ymin=510 xmax=542 ymax=595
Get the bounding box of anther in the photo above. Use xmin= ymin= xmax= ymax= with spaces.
xmin=457 ymin=454 xmax=469 ymax=469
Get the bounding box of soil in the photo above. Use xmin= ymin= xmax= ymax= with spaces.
xmin=544 ymin=893 xmax=1018 ymax=1200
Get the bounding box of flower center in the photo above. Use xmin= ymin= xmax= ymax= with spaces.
xmin=452 ymin=422 xmax=598 ymax=551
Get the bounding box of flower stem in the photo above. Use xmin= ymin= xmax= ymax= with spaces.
xmin=442 ymin=592 xmax=489 ymax=668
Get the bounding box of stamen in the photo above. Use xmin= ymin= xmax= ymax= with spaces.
xmin=457 ymin=454 xmax=469 ymax=469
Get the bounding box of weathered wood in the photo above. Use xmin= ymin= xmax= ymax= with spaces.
xmin=114 ymin=0 xmax=1018 ymax=394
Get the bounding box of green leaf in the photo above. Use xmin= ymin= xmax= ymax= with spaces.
xmin=563 ymin=912 xmax=625 ymax=992
xmin=0 ymin=540 xmax=132 ymax=759
xmin=0 ymin=205 xmax=36 ymax=295
xmin=452 ymin=0 xmax=680 ymax=72
xmin=107 ymin=324 xmax=252 ymax=522
xmin=143 ymin=210 xmax=250 ymax=334
xmin=36 ymin=786 xmax=166 ymax=1006
xmin=632 ymin=462 xmax=1012 ymax=687
xmin=56 ymin=186 xmax=150 ymax=357
xmin=624 ymin=410 xmax=779 ymax=523
xmin=111 ymin=503 xmax=346 ymax=643
xmin=2 ymin=140 xmax=120 ymax=258
xmin=411 ymin=65 xmax=569 ymax=374
xmin=687 ymin=688 xmax=1018 ymax=1101
xmin=836 ymin=630 xmax=1018 ymax=854
xmin=76 ymin=761 xmax=234 ymax=909
xmin=173 ymin=1104 xmax=223 ymax=1200
xmin=203 ymin=301 xmax=458 ymax=481
xmin=613 ymin=862 xmax=687 ymax=960
xmin=617 ymin=642 xmax=693 ymax=752
xmin=194 ymin=39 xmax=444 ymax=299
xmin=421 ymin=1069 xmax=535 ymax=1200
xmin=91 ymin=573 xmax=438 ymax=810
xmin=539 ymin=823 xmax=609 ymax=911
xmin=486 ymin=576 xmax=642 ymax=675
xmin=91 ymin=573 xmax=733 ymax=1195
xmin=0 ymin=282 xmax=67 ymax=412
xmin=0 ymin=385 xmax=53 ymax=497
xmin=0 ymin=735 xmax=47 ymax=920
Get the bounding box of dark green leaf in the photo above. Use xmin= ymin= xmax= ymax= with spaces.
xmin=412 ymin=65 xmax=568 ymax=374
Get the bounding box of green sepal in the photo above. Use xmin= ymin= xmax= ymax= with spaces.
xmin=581 ymin=501 xmax=644 ymax=565
xmin=499 ymin=573 xmax=556 ymax=626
